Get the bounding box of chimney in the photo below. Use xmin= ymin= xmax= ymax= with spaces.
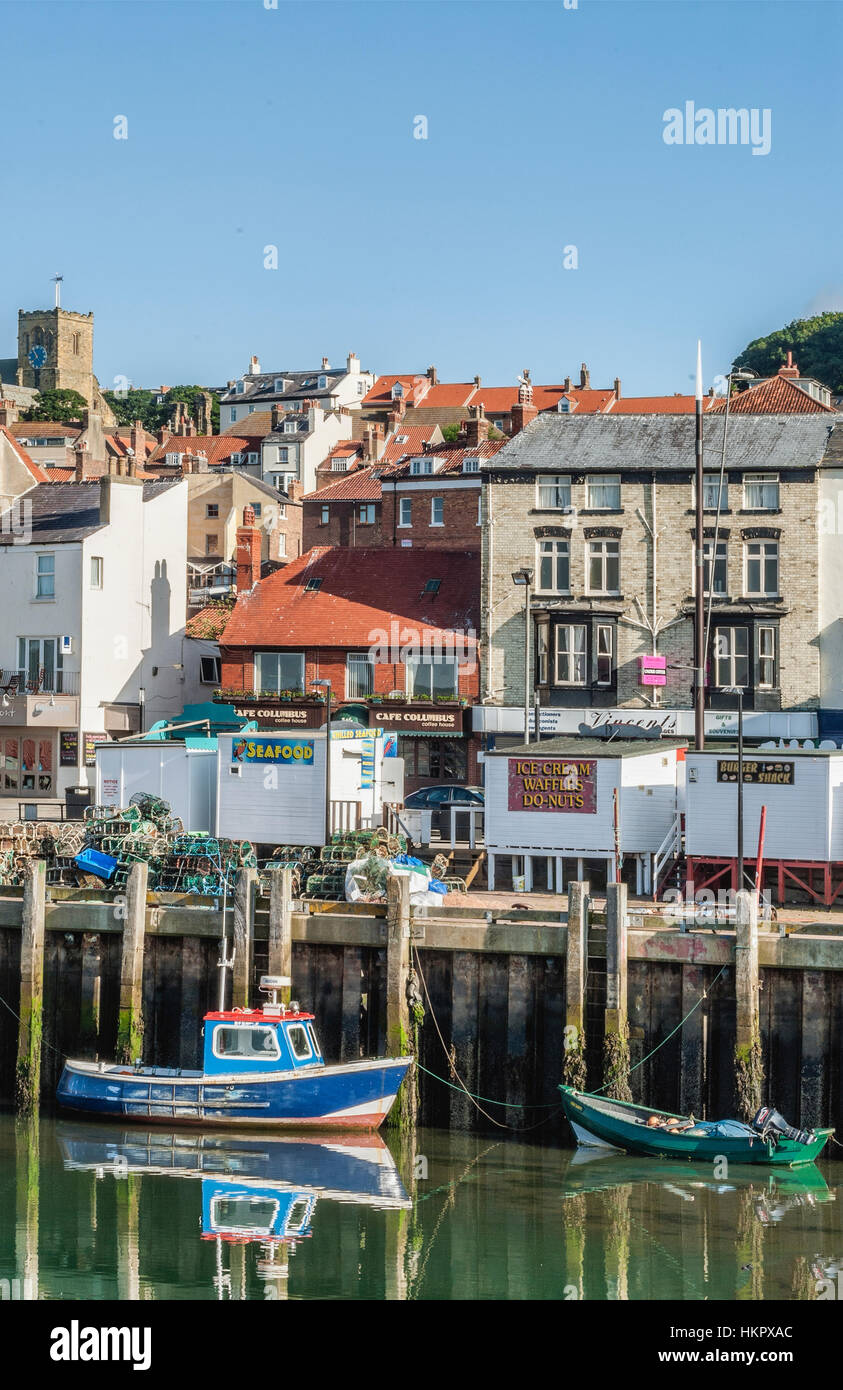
xmin=778 ymin=351 xmax=799 ymax=379
xmin=73 ymin=446 xmax=88 ymax=482
xmin=362 ymin=425 xmax=376 ymax=462
xmin=0 ymin=400 xmax=19 ymax=427
xmin=157 ymin=427 xmax=167 ymax=446
xmin=287 ymin=479 xmax=304 ymax=501
xmin=510 ymin=401 xmax=538 ymax=436
xmin=463 ymin=403 xmax=486 ymax=448
xmin=614 ymin=377 xmax=621 ymax=400
xmin=427 ymin=365 xmax=438 ymax=386
xmin=236 ymin=505 xmax=262 ymax=592
xmin=474 ymin=375 xmax=482 ymax=388
xmin=186 ymin=419 xmax=196 ymax=437
xmin=271 ymin=403 xmax=284 ymax=431
xmin=130 ymin=421 xmax=144 ymax=459
xmin=248 ymin=355 xmax=261 ymax=376
xmin=126 ymin=449 xmax=137 ymax=478
xmin=390 ymin=397 xmax=405 ymax=423
xmin=579 ymin=363 xmax=590 ymax=389
xmin=346 ymin=352 xmax=360 ymax=374
xmin=321 ymin=357 xmax=330 ymax=371
xmin=564 ymin=375 xmax=572 ymax=392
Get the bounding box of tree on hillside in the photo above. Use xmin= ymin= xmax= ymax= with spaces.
xmin=21 ymin=388 xmax=89 ymax=423
xmin=734 ymin=312 xmax=843 ymax=394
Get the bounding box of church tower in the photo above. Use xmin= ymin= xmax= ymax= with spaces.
xmin=16 ymin=298 xmax=115 ymax=424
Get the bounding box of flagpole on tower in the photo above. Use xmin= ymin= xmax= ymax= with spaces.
xmin=52 ymin=275 xmax=63 ymax=309
xmin=694 ymin=340 xmax=705 ymax=751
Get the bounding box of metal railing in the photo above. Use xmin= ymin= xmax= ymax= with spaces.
xmin=653 ymin=811 xmax=683 ymax=893
xmin=0 ymin=668 xmax=80 ymax=696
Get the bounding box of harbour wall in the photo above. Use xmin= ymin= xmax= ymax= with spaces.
xmin=0 ymin=868 xmax=842 ymax=1134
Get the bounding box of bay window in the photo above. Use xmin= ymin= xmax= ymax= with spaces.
xmin=714 ymin=626 xmax=749 ymax=687
xmin=554 ymin=624 xmax=587 ymax=685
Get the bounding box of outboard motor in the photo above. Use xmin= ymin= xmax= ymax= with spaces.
xmin=752 ymin=1105 xmax=814 ymax=1148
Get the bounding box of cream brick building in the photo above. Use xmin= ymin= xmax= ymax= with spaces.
xmin=480 ymin=413 xmax=843 ymax=740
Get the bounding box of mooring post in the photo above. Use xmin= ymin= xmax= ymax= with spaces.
xmin=563 ymin=880 xmax=589 ymax=1090
xmin=603 ymin=880 xmax=631 ymax=1101
xmin=15 ymin=1118 xmax=39 ymax=1299
xmin=734 ymin=888 xmax=762 ymax=1121
xmin=268 ymin=866 xmax=293 ymax=1003
xmin=79 ymin=931 xmax=102 ymax=1053
xmin=116 ymin=861 xmax=148 ymax=1065
xmin=232 ymin=867 xmax=257 ymax=1009
xmin=385 ymin=871 xmax=416 ymax=1130
xmin=15 ymin=858 xmax=46 ymax=1113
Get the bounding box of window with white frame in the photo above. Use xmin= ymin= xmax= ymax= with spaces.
xmin=229 ymin=408 xmax=237 ymax=424
xmin=90 ymin=556 xmax=103 ymax=589
xmin=399 ymin=497 xmax=412 ymax=527
xmin=586 ymin=474 xmax=621 ymax=509
xmin=206 ymin=503 xmax=219 ymax=518
xmin=17 ymin=637 xmax=63 ymax=691
xmin=321 ymin=505 xmax=329 ymax=525
xmin=230 ymin=452 xmax=244 ymax=465
xmin=411 ymin=458 xmax=433 ymax=475
xmin=236 ymin=382 xmax=245 ymax=395
xmin=318 ymin=375 xmax=327 ymax=389
xmin=536 ymin=538 xmax=570 ymax=594
xmin=35 ymin=554 xmax=55 ymax=599
xmin=477 ymin=492 xmax=482 ymax=526
xmin=200 ymin=656 xmax=221 ymax=685
xmin=406 ymin=657 xmax=459 ymax=698
xmin=554 ymin=624 xmax=587 ymax=685
xmin=745 ymin=540 xmax=778 ymax=596
xmin=284 ymin=421 xmax=297 ymax=435
xmin=587 ymin=539 xmax=620 ymax=593
xmin=359 ymin=503 xmax=376 ymax=525
xmin=247 ymin=452 xmax=259 ymax=465
xmin=702 ymin=474 xmax=728 ymax=510
xmin=277 ymin=502 xmax=286 ymax=519
xmin=277 ymin=531 xmax=286 ymax=557
xmin=430 ymin=497 xmax=444 ymax=526
xmin=537 ymin=474 xmax=571 ymax=509
xmin=701 ymin=539 xmax=727 ymax=595
xmin=165 ymin=452 xmax=182 ymax=467
xmin=744 ymin=473 xmax=779 ymax=510
xmin=255 ymin=651 xmax=305 ymax=694
xmin=758 ymin=625 xmax=776 ymax=688
xmin=595 ymin=624 xmax=613 ymax=684
xmin=714 ymin=626 xmax=749 ymax=687
xmin=462 ymin=456 xmax=480 ymax=473
xmin=346 ymin=652 xmax=374 ymax=698
xmin=331 ymin=458 xmax=347 ymax=472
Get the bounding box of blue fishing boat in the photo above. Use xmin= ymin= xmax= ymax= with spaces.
xmin=57 ymin=976 xmax=412 ymax=1131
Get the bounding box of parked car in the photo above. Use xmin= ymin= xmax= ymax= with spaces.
xmin=403 ymin=785 xmax=484 ymax=810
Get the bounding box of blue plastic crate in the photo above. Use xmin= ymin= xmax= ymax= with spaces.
xmin=74 ymin=848 xmax=119 ymax=882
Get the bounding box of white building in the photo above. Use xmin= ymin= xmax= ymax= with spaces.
xmin=260 ymin=403 xmax=353 ymax=494
xmin=0 ymin=475 xmax=202 ymax=802
xmin=220 ymin=352 xmax=375 ymax=431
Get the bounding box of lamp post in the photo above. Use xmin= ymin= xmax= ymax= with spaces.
xmin=512 ymin=568 xmax=534 ymax=745
xmin=311 ymin=679 xmax=332 ymax=845
xmin=725 ymin=684 xmax=745 ymax=892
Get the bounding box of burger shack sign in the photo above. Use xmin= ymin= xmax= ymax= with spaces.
xmin=507 ymin=757 xmax=597 ymax=814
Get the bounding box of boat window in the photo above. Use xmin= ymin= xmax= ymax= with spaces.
xmin=213 ymin=1026 xmax=281 ymax=1060
xmin=287 ymin=1024 xmax=313 ymax=1060
xmin=306 ymin=1023 xmax=321 ymax=1057
xmin=286 ymin=1197 xmax=311 ymax=1234
xmin=211 ymin=1196 xmax=279 ymax=1236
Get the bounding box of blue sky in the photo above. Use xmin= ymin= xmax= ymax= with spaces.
xmin=1 ymin=0 xmax=839 ymax=396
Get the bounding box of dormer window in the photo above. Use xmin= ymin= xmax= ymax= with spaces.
xmin=462 ymin=456 xmax=480 ymax=473
xmin=284 ymin=421 xmax=297 ymax=434
xmin=411 ymin=458 xmax=433 ymax=476
xmin=331 ymin=459 xmax=347 ymax=472
xmin=318 ymin=375 xmax=328 ymax=390
xmin=391 ymin=382 xmax=405 ymax=400
xmin=558 ymin=398 xmax=571 ymax=413
xmin=165 ymin=452 xmax=182 ymax=467
xmin=236 ymin=381 xmax=245 ymax=395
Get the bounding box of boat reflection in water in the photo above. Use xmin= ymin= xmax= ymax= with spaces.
xmin=57 ymin=1122 xmax=411 ymax=1298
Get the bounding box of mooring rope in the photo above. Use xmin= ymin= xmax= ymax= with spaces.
xmin=0 ymin=987 xmax=65 ymax=1056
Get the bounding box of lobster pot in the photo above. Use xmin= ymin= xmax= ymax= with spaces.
xmin=684 ymin=748 xmax=843 ymax=862
xmin=483 ymin=738 xmax=685 ymax=894
xmin=96 ymin=740 xmax=217 ymax=833
xmin=216 ymin=727 xmax=388 ymax=848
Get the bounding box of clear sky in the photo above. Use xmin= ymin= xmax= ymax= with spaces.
xmin=1 ymin=0 xmax=839 ymax=396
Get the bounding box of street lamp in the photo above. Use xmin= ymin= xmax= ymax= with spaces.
xmin=724 ymin=684 xmax=745 ymax=893
xmin=311 ymin=679 xmax=332 ymax=845
xmin=512 ymin=568 xmax=534 ymax=745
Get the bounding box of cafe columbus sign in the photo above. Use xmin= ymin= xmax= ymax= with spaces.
xmin=508 ymin=757 xmax=597 ymax=813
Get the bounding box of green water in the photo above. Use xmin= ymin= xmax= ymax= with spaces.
xmin=1 ymin=1116 xmax=841 ymax=1300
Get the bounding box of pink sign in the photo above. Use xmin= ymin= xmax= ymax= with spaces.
xmin=639 ymin=654 xmax=667 ymax=686
xmin=507 ymin=757 xmax=597 ymax=814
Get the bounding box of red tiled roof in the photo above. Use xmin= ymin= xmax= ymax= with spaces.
xmin=361 ymin=374 xmax=430 ymax=407
xmin=0 ymin=426 xmax=49 ymax=482
xmin=186 ymin=603 xmax=236 ymax=641
xmin=473 ymin=386 xmax=567 ymax=413
xmin=708 ymin=375 xmax=836 ymax=415
xmin=221 ymin=546 xmax=479 ymax=649
xmin=606 ymin=394 xmax=720 ymax=414
xmin=303 ymin=467 xmax=383 ymax=502
xmin=9 ymin=421 xmax=82 ymax=439
xmin=416 ymin=382 xmax=477 ymax=409
xmin=380 ymin=425 xmax=441 ymax=463
xmin=381 ymin=438 xmax=505 ymax=478
xmin=148 ymin=434 xmax=263 ymax=466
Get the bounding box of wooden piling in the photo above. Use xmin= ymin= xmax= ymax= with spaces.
xmin=268 ymin=866 xmax=293 ymax=1003
xmin=232 ymin=867 xmax=257 ymax=1009
xmin=734 ymin=889 xmax=763 ymax=1121
xmin=116 ymin=862 xmax=148 ymax=1065
xmin=679 ymin=963 xmax=706 ymax=1119
xmin=15 ymin=859 xmax=46 ymax=1113
xmin=603 ymin=881 xmax=631 ymax=1101
xmin=385 ymin=872 xmax=415 ymax=1131
xmin=563 ymin=880 xmax=588 ymax=1090
xmin=15 ymin=1117 xmax=39 ymax=1299
xmin=79 ymin=932 xmax=102 ymax=1053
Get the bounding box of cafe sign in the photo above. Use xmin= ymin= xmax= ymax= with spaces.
xmin=508 ymin=757 xmax=597 ymax=813
xmin=717 ymin=759 xmax=794 ymax=786
xmin=233 ymin=703 xmax=325 ymax=729
xmin=370 ymin=706 xmax=464 ymax=733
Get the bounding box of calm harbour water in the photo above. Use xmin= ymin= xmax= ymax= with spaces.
xmin=1 ymin=1115 xmax=841 ymax=1301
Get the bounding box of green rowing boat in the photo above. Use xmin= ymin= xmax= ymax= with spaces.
xmin=559 ymin=1086 xmax=834 ymax=1166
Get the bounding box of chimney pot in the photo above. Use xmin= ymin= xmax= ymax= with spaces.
xmin=614 ymin=377 xmax=621 ymax=399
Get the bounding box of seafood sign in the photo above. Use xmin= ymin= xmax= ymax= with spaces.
xmin=507 ymin=757 xmax=597 ymax=813
xmin=231 ymin=738 xmax=315 ymax=765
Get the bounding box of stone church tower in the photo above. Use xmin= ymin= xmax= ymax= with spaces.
xmin=16 ymin=306 xmax=116 ymax=425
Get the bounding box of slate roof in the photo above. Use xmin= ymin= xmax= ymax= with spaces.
xmin=0 ymin=478 xmax=181 ymax=546
xmin=220 ymin=546 xmax=479 ymax=648
xmin=487 ymin=412 xmax=842 ymax=473
xmin=219 ymin=368 xmax=348 ymax=407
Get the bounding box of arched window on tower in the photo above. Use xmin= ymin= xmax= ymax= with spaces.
xmin=33 ymin=327 xmax=43 ymax=347
xmin=72 ymin=333 xmax=80 ymax=355
xmin=45 ymin=331 xmax=54 ymax=357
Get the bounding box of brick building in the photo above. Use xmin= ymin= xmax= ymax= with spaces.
xmin=479 ymin=411 xmax=843 ymax=745
xmin=218 ymin=537 xmax=481 ymax=792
